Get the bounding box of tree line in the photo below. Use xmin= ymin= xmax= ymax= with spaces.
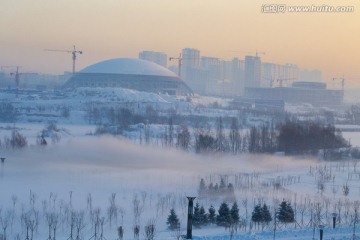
xmin=166 ymin=200 xmax=295 ymax=232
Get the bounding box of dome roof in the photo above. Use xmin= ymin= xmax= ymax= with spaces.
xmin=80 ymin=58 xmax=177 ymax=77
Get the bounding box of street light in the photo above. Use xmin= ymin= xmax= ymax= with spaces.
xmin=186 ymin=197 xmax=196 ymax=239
xmin=319 ymin=225 xmax=324 ymax=240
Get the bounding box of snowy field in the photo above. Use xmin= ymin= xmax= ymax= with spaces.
xmin=1 ymin=129 xmax=360 ymax=239
xmin=1 ymin=89 xmax=360 ymax=239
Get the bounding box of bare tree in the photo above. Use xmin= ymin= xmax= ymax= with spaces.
xmin=45 ymin=211 xmax=59 ymax=240
xmin=143 ymin=218 xmax=157 ymax=240
xmin=117 ymin=226 xmax=124 ymax=240
xmin=21 ymin=209 xmax=39 ymax=240
xmin=133 ymin=225 xmax=140 ymax=240
xmin=133 ymin=194 xmax=144 ymax=225
xmin=0 ymin=209 xmax=13 ymax=240
xmin=107 ymin=193 xmax=118 ymax=227
xmin=86 ymin=193 xmax=93 ymax=214
xmin=74 ymin=211 xmax=86 ymax=240
xmin=215 ymin=117 xmax=227 ymax=152
xmin=118 ymin=207 xmax=125 ymax=227
xmin=176 ymin=124 xmax=191 ymax=150
xmin=229 ymin=117 xmax=241 ymax=154
xmin=168 ymin=117 xmax=174 ymax=147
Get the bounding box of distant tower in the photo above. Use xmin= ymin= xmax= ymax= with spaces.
xmin=181 ymin=48 xmax=200 ymax=78
xmin=139 ymin=51 xmax=167 ymax=67
xmin=244 ymin=55 xmax=261 ymax=88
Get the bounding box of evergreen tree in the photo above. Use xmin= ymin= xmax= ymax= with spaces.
xmin=167 ymin=209 xmax=180 ymax=230
xmin=216 ymin=202 xmax=231 ymax=227
xmin=226 ymin=183 xmax=236 ymax=201
xmin=199 ymin=205 xmax=208 ymax=226
xmin=198 ymin=178 xmax=207 ymax=198
xmin=251 ymin=204 xmax=263 ymax=224
xmin=277 ymin=200 xmax=295 ymax=224
xmin=230 ymin=202 xmax=240 ymax=224
xmin=219 ymin=178 xmax=226 ymax=193
xmin=208 ymin=205 xmax=216 ymax=224
xmin=193 ymin=202 xmax=202 ymax=228
xmin=214 ymin=183 xmax=219 ymax=192
xmin=262 ymin=204 xmax=272 ymax=224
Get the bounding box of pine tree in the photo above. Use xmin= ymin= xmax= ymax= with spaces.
xmin=199 ymin=205 xmax=208 ymax=226
xmin=193 ymin=202 xmax=202 ymax=228
xmin=208 ymin=205 xmax=216 ymax=224
xmin=216 ymin=202 xmax=231 ymax=227
xmin=230 ymin=202 xmax=240 ymax=224
xmin=167 ymin=209 xmax=180 ymax=230
xmin=198 ymin=179 xmax=207 ymax=198
xmin=277 ymin=200 xmax=295 ymax=224
xmin=262 ymin=204 xmax=272 ymax=224
xmin=219 ymin=178 xmax=226 ymax=193
xmin=251 ymin=204 xmax=263 ymax=224
xmin=226 ymin=183 xmax=236 ymax=202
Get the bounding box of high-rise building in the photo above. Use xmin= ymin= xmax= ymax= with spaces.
xmin=139 ymin=51 xmax=167 ymax=68
xmin=201 ymin=57 xmax=222 ymax=95
xmin=182 ymin=48 xmax=200 ymax=69
xmin=181 ymin=48 xmax=202 ymax=92
xmin=261 ymin=63 xmax=299 ymax=87
xmin=217 ymin=58 xmax=244 ymax=96
xmin=244 ymin=56 xmax=261 ymax=88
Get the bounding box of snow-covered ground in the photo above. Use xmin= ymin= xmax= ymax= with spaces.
xmin=0 ymin=134 xmax=359 ymax=240
xmin=1 ymin=88 xmax=360 ymax=239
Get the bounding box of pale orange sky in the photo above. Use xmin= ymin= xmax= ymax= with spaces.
xmin=0 ymin=0 xmax=359 ymax=86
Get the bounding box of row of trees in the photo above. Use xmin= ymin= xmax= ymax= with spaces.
xmin=167 ymin=200 xmax=295 ymax=231
xmin=194 ymin=117 xmax=349 ymax=156
xmin=86 ymin=104 xmax=351 ymax=157
xmin=0 ymin=130 xmax=27 ymax=149
xmin=0 ymin=102 xmax=17 ymax=122
xmin=198 ymin=178 xmax=235 ymax=201
xmin=0 ymin=124 xmax=65 ymax=150
xmin=166 ymin=201 xmax=240 ymax=230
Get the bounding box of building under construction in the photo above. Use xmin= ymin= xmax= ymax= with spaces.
xmin=244 ymin=81 xmax=344 ymax=106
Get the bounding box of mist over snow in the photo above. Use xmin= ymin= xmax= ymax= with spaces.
xmin=0 ymin=135 xmax=316 ymax=206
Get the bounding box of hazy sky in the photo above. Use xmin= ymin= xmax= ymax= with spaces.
xmin=0 ymin=0 xmax=359 ymax=86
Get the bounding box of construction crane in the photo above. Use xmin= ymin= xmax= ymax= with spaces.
xmin=45 ymin=45 xmax=83 ymax=74
xmin=169 ymin=53 xmax=182 ymax=77
xmin=276 ymin=77 xmax=296 ymax=88
xmin=333 ymin=77 xmax=345 ymax=91
xmin=2 ymin=66 xmax=23 ymax=97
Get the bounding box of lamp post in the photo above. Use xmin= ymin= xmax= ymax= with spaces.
xmin=186 ymin=197 xmax=196 ymax=239
xmin=0 ymin=157 xmax=5 ymax=163
xmin=332 ymin=213 xmax=337 ymax=229
xmin=319 ymin=225 xmax=324 ymax=240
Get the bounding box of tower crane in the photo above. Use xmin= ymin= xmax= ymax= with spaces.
xmin=45 ymin=45 xmax=83 ymax=74
xmin=1 ymin=66 xmax=32 ymax=98
xmin=169 ymin=53 xmax=182 ymax=77
xmin=276 ymin=77 xmax=296 ymax=88
xmin=332 ymin=77 xmax=345 ymax=91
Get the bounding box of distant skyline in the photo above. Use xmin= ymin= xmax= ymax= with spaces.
xmin=0 ymin=0 xmax=359 ymax=87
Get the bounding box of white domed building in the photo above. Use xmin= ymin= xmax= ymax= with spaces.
xmin=63 ymin=58 xmax=193 ymax=95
